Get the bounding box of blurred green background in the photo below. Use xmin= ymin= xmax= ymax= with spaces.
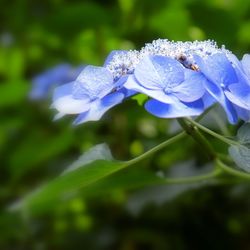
xmin=1 ymin=0 xmax=250 ymax=249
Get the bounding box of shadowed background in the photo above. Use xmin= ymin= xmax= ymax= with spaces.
xmin=1 ymin=0 xmax=250 ymax=249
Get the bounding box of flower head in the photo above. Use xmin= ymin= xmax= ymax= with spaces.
xmin=52 ymin=65 xmax=124 ymax=124
xmin=51 ymin=39 xmax=250 ymax=125
xmin=194 ymin=52 xmax=250 ymax=123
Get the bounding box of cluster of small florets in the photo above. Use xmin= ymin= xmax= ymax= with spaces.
xmin=106 ymin=39 xmax=231 ymax=79
xmin=39 ymin=39 xmax=250 ymax=125
xmin=106 ymin=50 xmax=140 ymax=80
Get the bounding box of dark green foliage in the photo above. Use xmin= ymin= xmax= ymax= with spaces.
xmin=1 ymin=0 xmax=250 ymax=249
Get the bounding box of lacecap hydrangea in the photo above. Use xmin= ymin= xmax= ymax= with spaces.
xmin=52 ymin=39 xmax=250 ymax=125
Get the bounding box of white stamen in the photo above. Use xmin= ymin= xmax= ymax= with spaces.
xmin=106 ymin=39 xmax=231 ymax=79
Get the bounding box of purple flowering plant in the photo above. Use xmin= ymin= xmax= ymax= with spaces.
xmin=21 ymin=39 xmax=250 ymax=212
xmin=51 ymin=40 xmax=250 ymax=178
xmin=52 ymin=40 xmax=250 ymax=125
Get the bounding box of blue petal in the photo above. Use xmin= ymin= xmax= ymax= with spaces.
xmin=227 ymin=53 xmax=243 ymax=71
xmin=225 ymin=83 xmax=250 ymax=109
xmin=118 ymin=87 xmax=137 ymax=98
xmin=202 ymin=75 xmax=238 ymax=124
xmin=202 ymin=77 xmax=224 ymax=103
xmin=52 ymin=95 xmax=91 ymax=114
xmin=73 ymin=92 xmax=125 ymax=124
xmin=114 ymin=75 xmax=129 ymax=89
xmin=172 ymin=70 xmax=206 ymax=102
xmin=134 ymin=55 xmax=184 ymax=90
xmin=53 ymin=82 xmax=74 ymax=101
xmin=103 ymin=50 xmax=127 ymax=67
xmin=227 ymin=54 xmax=250 ymax=87
xmin=30 ymin=64 xmax=72 ymax=99
xmin=202 ymin=92 xmax=216 ymax=109
xmin=234 ymin=105 xmax=250 ymax=122
xmin=73 ymin=66 xmax=114 ymax=100
xmin=115 ymin=76 xmax=137 ymax=97
xmin=52 ymin=82 xmax=91 ymax=114
xmin=124 ymin=75 xmax=176 ymax=104
xmin=64 ymin=65 xmax=85 ymax=82
xmin=194 ymin=53 xmax=238 ymax=86
xmin=30 ymin=81 xmax=51 ymax=100
xmin=221 ymin=96 xmax=238 ymax=124
xmin=145 ymin=99 xmax=204 ymax=118
xmin=241 ymin=54 xmax=250 ymax=79
xmin=110 ymin=75 xmax=137 ymax=97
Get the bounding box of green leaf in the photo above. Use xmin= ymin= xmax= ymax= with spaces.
xmin=228 ymin=146 xmax=250 ymax=172
xmin=78 ymin=167 xmax=165 ymax=198
xmin=13 ymin=167 xmax=164 ymax=215
xmin=62 ymin=143 xmax=113 ymax=174
xmin=10 ymin=133 xmax=185 ymax=215
xmin=236 ymin=123 xmax=250 ymax=145
xmin=10 ymin=144 xmax=126 ymax=214
xmin=229 ymin=123 xmax=250 ymax=172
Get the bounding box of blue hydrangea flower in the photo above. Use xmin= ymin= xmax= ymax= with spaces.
xmin=30 ymin=64 xmax=85 ymax=99
xmin=194 ymin=53 xmax=250 ymax=123
xmin=50 ymin=39 xmax=250 ymax=125
xmin=52 ymin=65 xmax=125 ymax=124
xmin=123 ymin=55 xmax=208 ymax=117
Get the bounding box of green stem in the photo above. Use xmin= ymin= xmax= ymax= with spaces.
xmin=124 ymin=119 xmax=249 ymax=184
xmin=126 ymin=131 xmax=186 ymax=166
xmin=177 ymin=118 xmax=216 ymax=160
xmin=186 ymin=118 xmax=238 ymax=146
xmin=210 ymin=111 xmax=230 ymax=136
xmin=164 ymin=168 xmax=222 ymax=184
xmin=216 ymin=159 xmax=250 ymax=180
xmin=125 ymin=130 xmax=223 ymax=185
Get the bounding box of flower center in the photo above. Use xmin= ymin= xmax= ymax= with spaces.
xmin=106 ymin=39 xmax=230 ymax=79
xmin=163 ymin=86 xmax=173 ymax=94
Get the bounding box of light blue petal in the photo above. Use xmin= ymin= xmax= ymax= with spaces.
xmin=134 ymin=55 xmax=184 ymax=90
xmin=73 ymin=66 xmax=114 ymax=100
xmin=64 ymin=65 xmax=85 ymax=82
xmin=241 ymin=54 xmax=250 ymax=79
xmin=118 ymin=87 xmax=137 ymax=98
xmin=202 ymin=83 xmax=238 ymax=124
xmin=194 ymin=53 xmax=238 ymax=86
xmin=52 ymin=82 xmax=91 ymax=114
xmin=199 ymin=74 xmax=226 ymax=104
xmin=221 ymin=96 xmax=238 ymax=124
xmin=115 ymin=75 xmax=129 ymax=87
xmin=73 ymin=92 xmax=125 ymax=125
xmin=145 ymin=99 xmax=204 ymax=118
xmin=124 ymin=75 xmax=175 ymax=104
xmin=234 ymin=105 xmax=250 ymax=122
xmin=228 ymin=53 xmax=243 ymax=71
xmin=227 ymin=54 xmax=250 ymax=88
xmin=110 ymin=75 xmax=137 ymax=97
xmin=30 ymin=82 xmax=51 ymax=100
xmin=225 ymin=83 xmax=250 ymax=109
xmin=172 ymin=71 xmax=206 ymax=102
xmin=197 ymin=71 xmax=238 ymax=123
xmin=30 ymin=64 xmax=72 ymax=99
xmin=52 ymin=95 xmax=91 ymax=114
xmin=53 ymin=82 xmax=75 ymax=102
xmin=202 ymin=92 xmax=216 ymax=109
